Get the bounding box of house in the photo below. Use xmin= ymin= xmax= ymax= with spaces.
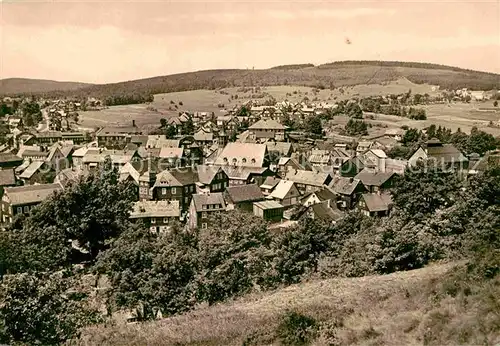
xmin=303 ymin=200 xmax=344 ymax=224
xmin=194 ymin=129 xmax=215 ymax=147
xmin=384 ymin=128 xmax=405 ymax=141
xmin=35 ymin=131 xmax=63 ymax=145
xmin=45 ymin=146 xmax=66 ymax=170
xmin=356 ymin=141 xmax=374 ymax=155
xmin=277 ymin=157 xmax=309 ymax=176
xmin=355 ymin=169 xmax=396 ymax=193
xmin=17 ymin=146 xmax=48 ymax=161
xmin=224 ymin=184 xmax=265 ymax=212
xmin=54 ymin=167 xmax=86 ymax=188
xmin=266 ymin=141 xmax=293 ymax=162
xmin=268 ymin=180 xmax=301 ymax=207
xmin=253 ymin=200 xmax=284 ymax=221
xmin=214 ymin=142 xmax=268 ymax=168
xmin=408 ymin=139 xmax=468 ymax=171
xmin=362 ymin=149 xmax=388 ymax=171
xmin=222 ymin=166 xmax=274 ymax=186
xmin=329 ymin=176 xmax=366 ymax=210
xmin=358 ymin=192 xmax=393 ymax=217
xmin=284 ymin=169 xmax=332 ymax=194
xmin=188 ymin=192 xmax=226 ymax=229
xmin=158 ymin=147 xmax=184 ymax=167
xmin=248 ymin=119 xmax=286 ymax=141
xmin=82 ymin=149 xmax=141 ymax=170
xmin=196 ymin=165 xmax=229 ymax=193
xmin=96 ymin=123 xmax=142 ymax=148
xmin=308 ymin=149 xmax=331 ymax=170
xmin=146 ymin=136 xmax=180 ymax=149
xmin=72 ymin=147 xmax=88 ymax=168
xmin=339 ymin=156 xmax=367 ymax=177
xmin=1 ymin=183 xmax=62 ymax=224
xmin=260 ymin=176 xmax=281 ymax=196
xmin=0 ymin=169 xmax=17 ymax=196
xmin=0 ymin=153 xmax=23 ymax=169
xmin=18 ymin=161 xmax=49 ymax=185
xmin=301 ymin=186 xmax=336 ymax=207
xmin=152 ymin=167 xmax=200 ymax=213
xmin=60 ymin=132 xmax=87 ymax=144
xmin=384 ymin=158 xmax=408 ymax=174
xmin=468 ymin=151 xmax=500 ymax=175
xmin=129 ymin=200 xmax=181 ymax=233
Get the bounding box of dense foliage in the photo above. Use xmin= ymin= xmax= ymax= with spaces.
xmin=0 ymin=150 xmax=498 ymax=344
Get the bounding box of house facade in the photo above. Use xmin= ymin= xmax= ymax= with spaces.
xmin=1 ymin=183 xmax=62 ymax=224
xmin=188 ymin=193 xmax=226 ymax=229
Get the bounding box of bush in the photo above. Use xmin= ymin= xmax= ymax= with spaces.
xmin=277 ymin=311 xmax=318 ymax=345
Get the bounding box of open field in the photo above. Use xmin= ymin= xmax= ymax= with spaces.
xmin=77 ymin=104 xmax=165 ymax=132
xmin=78 ymin=79 xmax=500 ymax=137
xmin=77 ymin=262 xmax=491 ymax=346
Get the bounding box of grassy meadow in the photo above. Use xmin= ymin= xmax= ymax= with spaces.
xmin=77 ymin=79 xmax=500 ymax=136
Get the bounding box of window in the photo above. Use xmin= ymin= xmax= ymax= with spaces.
xmin=242 ymin=158 xmax=247 ymax=164
xmin=162 ymin=188 xmax=167 ymax=195
xmin=202 ymin=212 xmax=207 ymax=219
xmin=17 ymin=207 xmax=22 ymax=214
xmin=251 ymin=158 xmax=256 ymax=164
xmin=24 ymin=206 xmax=29 ymax=213
xmin=184 ymin=197 xmax=188 ymax=204
xmin=185 ymin=186 xmax=189 ymax=192
xmin=1 ymin=204 xmax=4 ymax=212
xmin=172 ymin=187 xmax=177 ymax=194
xmin=163 ymin=218 xmax=169 ymax=223
xmin=202 ymin=223 xmax=208 ymax=229
xmin=202 ymin=205 xmax=207 ymax=210
xmin=151 ymin=218 xmax=156 ymax=224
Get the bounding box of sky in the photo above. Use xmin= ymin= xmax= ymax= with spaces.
xmin=1 ymin=0 xmax=499 ymax=84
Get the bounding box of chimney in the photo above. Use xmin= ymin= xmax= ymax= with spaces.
xmin=132 ymin=119 xmax=136 ymax=127
xmin=349 ymin=177 xmax=353 ymax=183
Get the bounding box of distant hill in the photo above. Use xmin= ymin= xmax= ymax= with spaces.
xmin=4 ymin=61 xmax=500 ymax=101
xmin=0 ymin=78 xmax=91 ymax=95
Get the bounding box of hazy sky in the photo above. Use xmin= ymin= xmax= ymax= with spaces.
xmin=1 ymin=0 xmax=499 ymax=84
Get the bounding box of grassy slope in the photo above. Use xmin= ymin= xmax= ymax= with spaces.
xmin=0 ymin=78 xmax=91 ymax=95
xmin=77 ymin=261 xmax=499 ymax=346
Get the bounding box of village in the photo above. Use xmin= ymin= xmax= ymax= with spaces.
xmin=0 ymin=87 xmax=497 ymax=231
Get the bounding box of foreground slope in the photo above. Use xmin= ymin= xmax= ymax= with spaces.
xmin=78 ymin=261 xmax=498 ymax=346
xmin=0 ymin=78 xmax=91 ymax=95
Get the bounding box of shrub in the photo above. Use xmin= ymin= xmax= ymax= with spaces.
xmin=277 ymin=311 xmax=318 ymax=345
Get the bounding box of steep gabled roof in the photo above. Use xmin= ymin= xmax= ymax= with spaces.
xmin=0 ymin=169 xmax=16 ymax=186
xmin=361 ymin=192 xmax=393 ymax=212
xmin=329 ymin=176 xmax=363 ymax=195
xmin=355 ymin=169 xmax=395 ymax=187
xmin=270 ymin=180 xmax=296 ymax=199
xmin=192 ymin=193 xmax=226 ymax=212
xmin=284 ymin=169 xmax=331 ymax=187
xmin=260 ymin=176 xmax=281 ymax=190
xmin=214 ymin=143 xmax=267 ymax=168
xmin=225 ymin=184 xmax=264 ymax=203
xmin=4 ymin=183 xmax=62 ymax=206
xmin=309 ymin=201 xmax=344 ymax=222
xmin=19 ymin=161 xmax=45 ymax=179
xmin=249 ymin=119 xmax=286 ymax=130
xmin=426 ymin=144 xmax=468 ymax=163
xmin=196 ymin=165 xmax=223 ymax=185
